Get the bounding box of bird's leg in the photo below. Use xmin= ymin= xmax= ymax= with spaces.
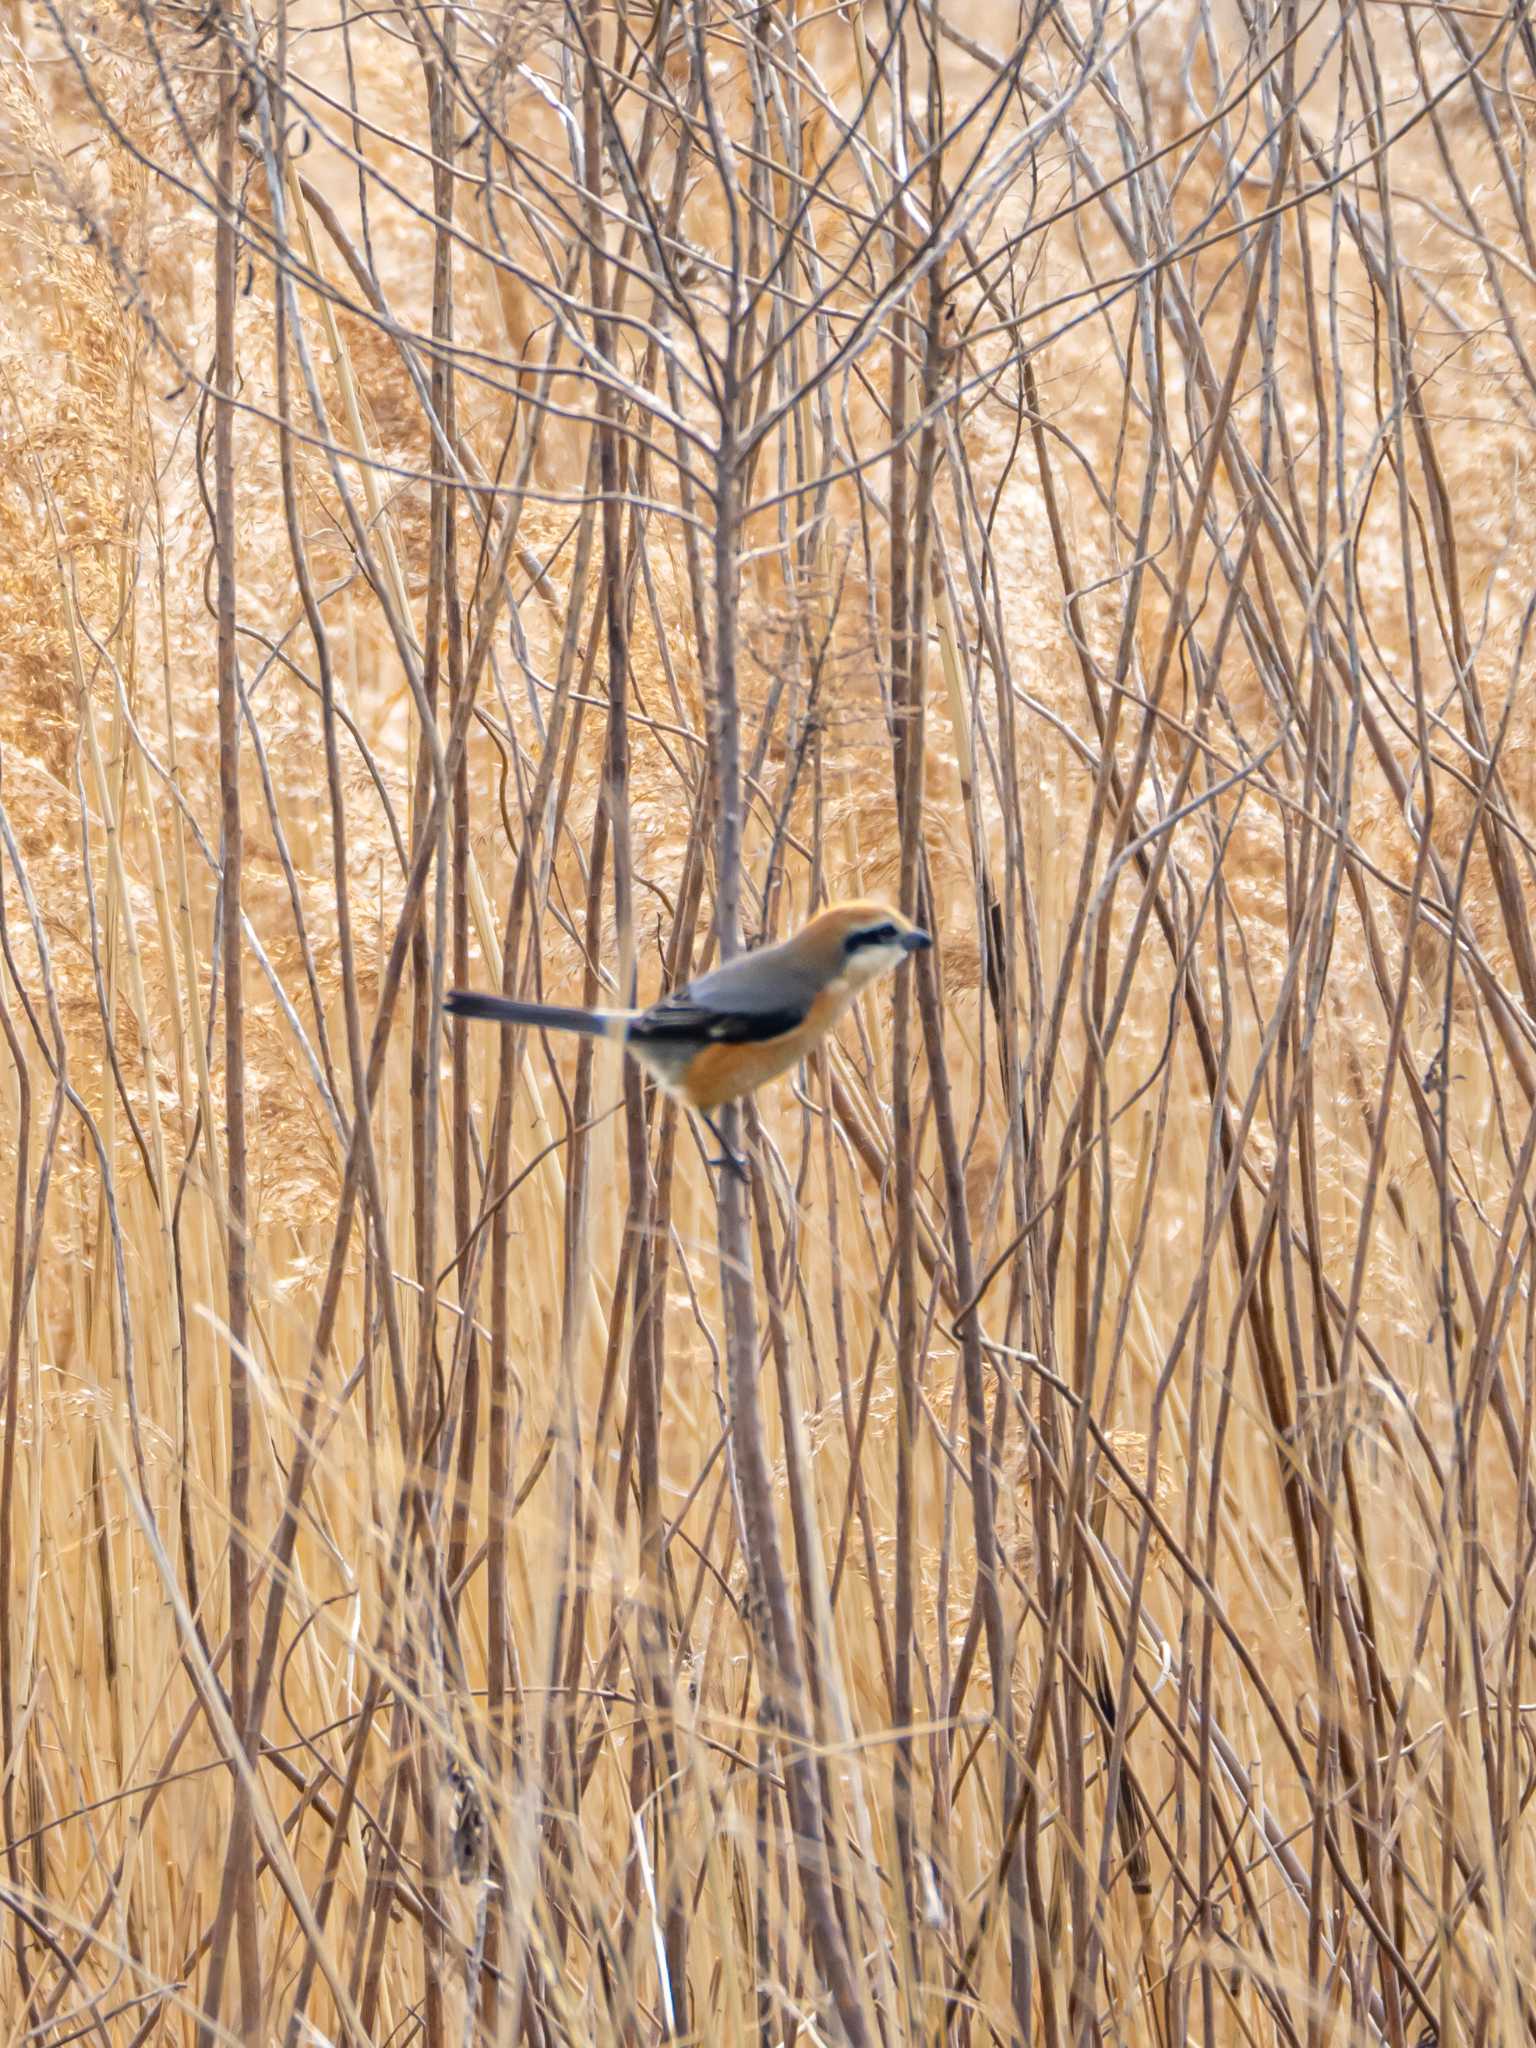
xmin=698 ymin=1112 xmax=749 ymax=1182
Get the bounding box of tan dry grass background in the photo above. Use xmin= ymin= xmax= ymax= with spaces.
xmin=1 ymin=0 xmax=1535 ymax=2042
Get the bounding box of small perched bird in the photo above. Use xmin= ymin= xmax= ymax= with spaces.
xmin=445 ymin=899 xmax=931 ymax=1170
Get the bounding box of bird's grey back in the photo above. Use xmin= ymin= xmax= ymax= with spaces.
xmin=681 ymin=936 xmax=821 ymax=1019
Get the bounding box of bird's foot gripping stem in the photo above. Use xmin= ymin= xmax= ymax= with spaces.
xmin=699 ymin=1113 xmax=750 ymax=1183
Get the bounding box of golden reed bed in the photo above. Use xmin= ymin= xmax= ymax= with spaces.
xmin=0 ymin=0 xmax=1533 ymax=2041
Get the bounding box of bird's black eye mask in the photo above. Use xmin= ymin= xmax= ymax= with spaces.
xmin=845 ymin=922 xmax=900 ymax=953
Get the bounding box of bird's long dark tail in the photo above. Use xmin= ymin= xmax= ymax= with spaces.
xmin=443 ymin=992 xmax=626 ymax=1038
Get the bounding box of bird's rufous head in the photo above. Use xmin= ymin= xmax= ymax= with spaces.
xmin=795 ymin=900 xmax=932 ymax=988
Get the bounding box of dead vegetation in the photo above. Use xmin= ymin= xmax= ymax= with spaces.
xmin=1 ymin=0 xmax=1536 ymax=2041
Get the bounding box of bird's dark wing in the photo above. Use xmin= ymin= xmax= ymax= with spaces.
xmin=627 ymin=939 xmax=822 ymax=1045
xmin=627 ymin=986 xmax=808 ymax=1046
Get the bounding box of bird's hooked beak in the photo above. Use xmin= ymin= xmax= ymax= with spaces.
xmin=903 ymin=927 xmax=933 ymax=952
